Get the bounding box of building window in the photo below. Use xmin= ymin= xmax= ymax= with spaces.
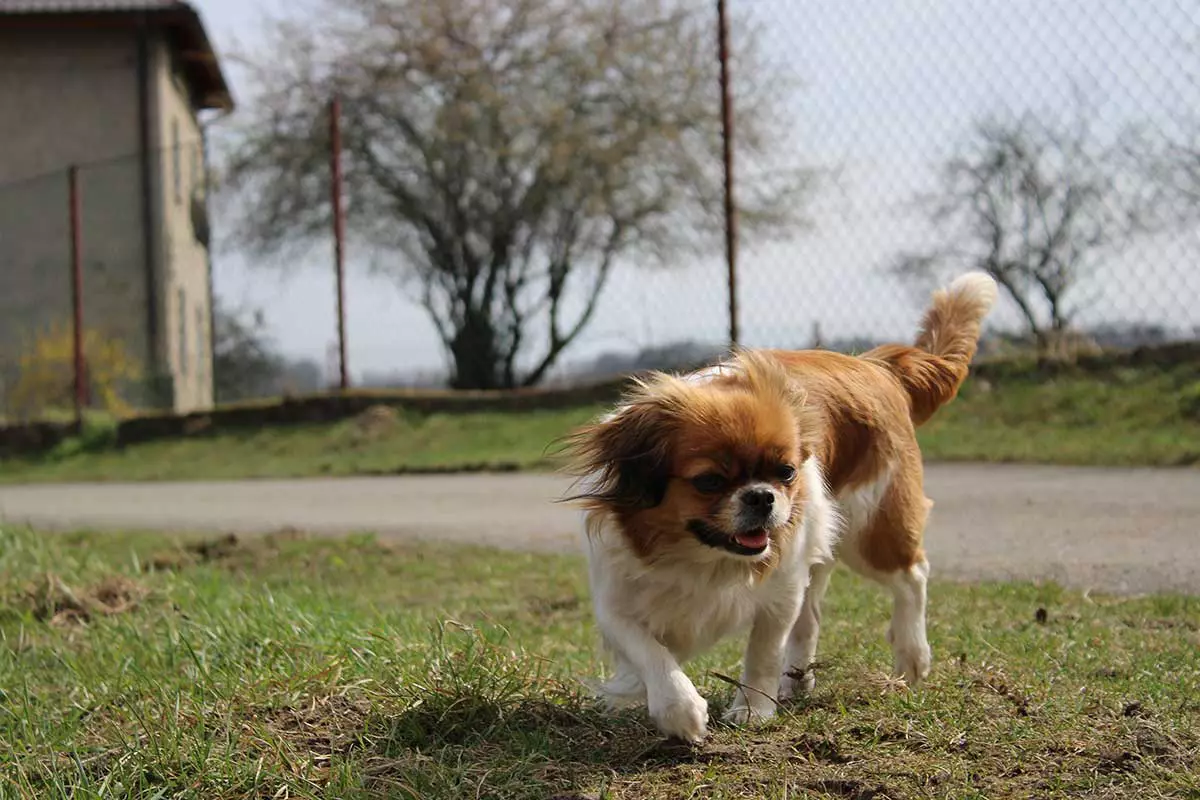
xmin=196 ymin=306 xmax=207 ymax=386
xmin=178 ymin=287 xmax=188 ymax=377
xmin=172 ymin=118 xmax=182 ymax=205
xmin=191 ymin=141 xmax=204 ymax=199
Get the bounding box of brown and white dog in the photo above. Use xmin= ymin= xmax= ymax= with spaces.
xmin=563 ymin=272 xmax=997 ymax=742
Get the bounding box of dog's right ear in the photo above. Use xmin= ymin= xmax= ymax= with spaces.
xmin=562 ymin=388 xmax=677 ymax=513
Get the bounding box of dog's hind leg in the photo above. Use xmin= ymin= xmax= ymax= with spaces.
xmin=839 ymin=472 xmax=934 ymax=687
xmin=881 ymin=557 xmax=932 ymax=686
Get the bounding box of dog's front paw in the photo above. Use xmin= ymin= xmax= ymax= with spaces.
xmin=892 ymin=640 xmax=932 ymax=687
xmin=721 ymin=701 xmax=775 ymax=727
xmin=648 ymin=680 xmax=709 ymax=743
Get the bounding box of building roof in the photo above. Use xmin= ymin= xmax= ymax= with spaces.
xmin=0 ymin=0 xmax=234 ymax=111
xmin=0 ymin=1 xmax=179 ymax=9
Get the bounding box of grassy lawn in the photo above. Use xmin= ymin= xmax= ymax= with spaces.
xmin=1 ymin=526 xmax=1197 ymax=799
xmin=1 ymin=360 xmax=1198 ymax=484
xmin=919 ymin=360 xmax=1200 ymax=467
xmin=0 ymin=405 xmax=600 ymax=484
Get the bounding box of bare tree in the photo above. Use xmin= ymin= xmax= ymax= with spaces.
xmin=1125 ymin=124 xmax=1200 ymax=227
xmin=893 ymin=110 xmax=1144 ymax=350
xmin=219 ymin=0 xmax=815 ymax=389
xmin=1161 ymin=134 xmax=1200 ymax=206
xmin=213 ymin=301 xmax=323 ymax=402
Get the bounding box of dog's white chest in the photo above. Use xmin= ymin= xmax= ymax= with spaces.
xmin=634 ymin=573 xmax=760 ymax=660
xmin=583 ymin=525 xmax=767 ymax=658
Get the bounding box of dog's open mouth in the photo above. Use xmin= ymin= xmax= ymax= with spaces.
xmin=687 ymin=520 xmax=770 ymax=556
xmin=734 ymin=529 xmax=770 ymax=550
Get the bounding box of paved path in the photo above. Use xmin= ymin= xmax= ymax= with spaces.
xmin=1 ymin=465 xmax=1197 ymax=595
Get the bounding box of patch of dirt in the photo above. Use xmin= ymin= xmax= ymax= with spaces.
xmin=1090 ymin=667 xmax=1128 ymax=680
xmin=22 ymin=573 xmax=148 ymax=626
xmin=1096 ymin=749 xmax=1139 ymax=775
xmin=146 ymin=550 xmax=196 ymax=572
xmin=1129 ymin=717 xmax=1198 ymax=770
xmin=146 ymin=528 xmax=309 ymax=574
xmin=529 ymin=596 xmax=583 ymax=619
xmin=959 ymin=663 xmax=1034 ymax=717
xmin=801 ymin=779 xmax=896 ymax=799
xmin=188 ymin=532 xmax=242 ymax=561
xmin=795 ymin=732 xmax=852 ymax=764
xmin=847 ymin=724 xmax=910 ymax=746
xmin=350 ymin=405 xmax=401 ymax=444
xmin=1124 ymin=617 xmax=1199 ymax=632
xmin=1122 ymin=701 xmax=1145 ymax=718
xmin=256 ymin=694 xmax=373 ymax=756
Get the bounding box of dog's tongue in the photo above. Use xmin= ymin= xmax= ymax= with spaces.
xmin=735 ymin=530 xmax=769 ymax=550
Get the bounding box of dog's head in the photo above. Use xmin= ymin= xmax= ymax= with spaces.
xmin=566 ymin=352 xmax=818 ymax=567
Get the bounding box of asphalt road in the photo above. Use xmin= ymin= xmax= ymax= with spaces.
xmin=1 ymin=464 xmax=1197 ymax=595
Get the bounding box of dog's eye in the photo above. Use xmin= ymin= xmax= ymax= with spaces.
xmin=690 ymin=473 xmax=727 ymax=494
xmin=776 ymin=464 xmax=798 ymax=484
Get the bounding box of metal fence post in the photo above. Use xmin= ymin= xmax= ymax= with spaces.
xmin=329 ymin=94 xmax=350 ymax=391
xmin=68 ymin=165 xmax=87 ymax=427
xmin=717 ymin=0 xmax=739 ymax=348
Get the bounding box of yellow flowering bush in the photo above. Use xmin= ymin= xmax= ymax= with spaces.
xmin=5 ymin=320 xmax=142 ymax=420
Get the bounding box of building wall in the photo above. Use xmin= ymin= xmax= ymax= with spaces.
xmin=0 ymin=24 xmax=218 ymax=416
xmin=153 ymin=37 xmax=214 ymax=412
xmin=0 ymin=26 xmax=151 ymax=414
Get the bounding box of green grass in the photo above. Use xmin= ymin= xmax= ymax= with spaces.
xmin=2 ymin=360 xmax=1198 ymax=484
xmin=921 ymin=361 xmax=1200 ymax=466
xmin=1 ymin=526 xmax=1197 ymax=799
xmin=0 ymin=405 xmax=600 ymax=483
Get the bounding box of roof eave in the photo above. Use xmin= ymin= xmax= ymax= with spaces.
xmin=153 ymin=4 xmax=235 ymax=112
xmin=0 ymin=3 xmax=235 ymax=112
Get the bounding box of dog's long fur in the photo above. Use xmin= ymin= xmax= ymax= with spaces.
xmin=562 ymin=272 xmax=997 ymax=742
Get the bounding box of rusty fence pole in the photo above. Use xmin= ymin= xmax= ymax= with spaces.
xmin=717 ymin=0 xmax=740 ymax=348
xmin=329 ymin=94 xmax=350 ymax=391
xmin=68 ymin=165 xmax=87 ymax=427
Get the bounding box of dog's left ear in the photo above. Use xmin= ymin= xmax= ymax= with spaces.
xmin=563 ymin=388 xmax=677 ymax=513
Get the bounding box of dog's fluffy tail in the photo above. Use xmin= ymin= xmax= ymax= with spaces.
xmin=865 ymin=272 xmax=998 ymax=426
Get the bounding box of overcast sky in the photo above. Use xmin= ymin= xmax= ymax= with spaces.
xmin=192 ymin=0 xmax=1200 ymax=381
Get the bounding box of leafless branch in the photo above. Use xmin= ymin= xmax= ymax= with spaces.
xmin=217 ymin=0 xmax=818 ymax=387
xmin=891 ymin=103 xmax=1147 ymax=348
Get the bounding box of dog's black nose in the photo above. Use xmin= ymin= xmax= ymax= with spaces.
xmin=742 ymin=488 xmax=774 ymax=509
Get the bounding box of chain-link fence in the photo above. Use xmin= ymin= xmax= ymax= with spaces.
xmin=3 ymin=0 xmax=1197 ymax=422
xmin=0 ymin=168 xmax=72 ymax=422
xmin=0 ymin=146 xmax=215 ymax=424
xmin=563 ymin=0 xmax=1200 ymax=383
xmin=740 ymin=0 xmax=1197 ymax=353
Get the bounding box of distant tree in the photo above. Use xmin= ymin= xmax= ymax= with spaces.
xmin=212 ymin=302 xmax=278 ymax=403
xmin=221 ymin=0 xmax=816 ymax=389
xmin=212 ymin=302 xmax=320 ymax=402
xmin=1158 ymin=135 xmax=1200 ymax=207
xmin=1108 ymin=36 xmax=1200 ymax=227
xmin=893 ymin=110 xmax=1146 ymax=350
xmin=1126 ymin=124 xmax=1200 ymax=226
xmin=278 ymin=359 xmax=324 ymax=395
xmin=1086 ymin=322 xmax=1171 ymax=349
